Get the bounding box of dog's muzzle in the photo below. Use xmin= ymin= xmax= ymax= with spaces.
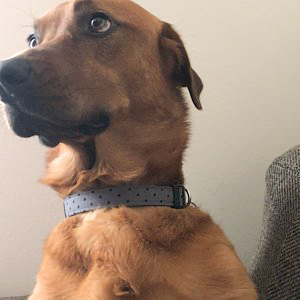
xmin=0 ymin=58 xmax=110 ymax=147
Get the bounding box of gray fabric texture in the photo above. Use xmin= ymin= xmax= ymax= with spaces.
xmin=249 ymin=145 xmax=300 ymax=299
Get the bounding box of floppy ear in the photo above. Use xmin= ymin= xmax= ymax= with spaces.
xmin=159 ymin=23 xmax=203 ymax=110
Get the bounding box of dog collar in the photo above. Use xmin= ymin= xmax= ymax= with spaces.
xmin=64 ymin=185 xmax=191 ymax=218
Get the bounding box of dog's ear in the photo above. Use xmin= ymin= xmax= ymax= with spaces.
xmin=159 ymin=23 xmax=203 ymax=110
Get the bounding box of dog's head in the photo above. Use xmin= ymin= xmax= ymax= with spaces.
xmin=0 ymin=0 xmax=202 ymax=147
xmin=0 ymin=0 xmax=203 ymax=194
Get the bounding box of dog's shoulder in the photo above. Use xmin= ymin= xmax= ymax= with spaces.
xmin=44 ymin=207 xmax=229 ymax=273
xmin=37 ymin=208 xmax=256 ymax=299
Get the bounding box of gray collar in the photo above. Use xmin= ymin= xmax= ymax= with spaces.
xmin=64 ymin=185 xmax=191 ymax=218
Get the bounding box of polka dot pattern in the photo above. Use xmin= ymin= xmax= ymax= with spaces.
xmin=64 ymin=185 xmax=188 ymax=218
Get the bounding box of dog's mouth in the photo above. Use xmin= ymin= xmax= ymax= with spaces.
xmin=1 ymin=90 xmax=110 ymax=147
xmin=37 ymin=116 xmax=110 ymax=147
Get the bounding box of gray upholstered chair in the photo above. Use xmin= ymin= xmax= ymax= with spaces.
xmin=2 ymin=146 xmax=300 ymax=300
xmin=250 ymin=145 xmax=300 ymax=299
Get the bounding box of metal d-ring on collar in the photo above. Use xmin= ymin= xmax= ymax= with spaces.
xmin=64 ymin=185 xmax=192 ymax=218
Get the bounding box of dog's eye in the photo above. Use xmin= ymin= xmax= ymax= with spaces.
xmin=28 ymin=34 xmax=37 ymax=48
xmin=89 ymin=13 xmax=111 ymax=33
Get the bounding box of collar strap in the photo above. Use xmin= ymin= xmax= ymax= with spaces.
xmin=64 ymin=185 xmax=191 ymax=218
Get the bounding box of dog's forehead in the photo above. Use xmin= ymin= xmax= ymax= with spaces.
xmin=37 ymin=0 xmax=162 ymax=35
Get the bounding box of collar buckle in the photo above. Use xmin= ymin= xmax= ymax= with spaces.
xmin=172 ymin=185 xmax=192 ymax=209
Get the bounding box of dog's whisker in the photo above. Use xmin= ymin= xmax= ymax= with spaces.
xmin=8 ymin=4 xmax=35 ymax=23
xmin=22 ymin=24 xmax=35 ymax=29
xmin=23 ymin=0 xmax=36 ymax=23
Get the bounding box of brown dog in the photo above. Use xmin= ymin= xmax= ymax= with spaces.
xmin=0 ymin=0 xmax=257 ymax=299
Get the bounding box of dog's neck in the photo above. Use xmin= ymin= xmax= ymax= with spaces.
xmin=42 ymin=97 xmax=189 ymax=198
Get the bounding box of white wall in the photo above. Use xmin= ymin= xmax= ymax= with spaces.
xmin=0 ymin=0 xmax=299 ymax=297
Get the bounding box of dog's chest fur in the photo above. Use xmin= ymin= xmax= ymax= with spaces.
xmin=33 ymin=207 xmax=247 ymax=299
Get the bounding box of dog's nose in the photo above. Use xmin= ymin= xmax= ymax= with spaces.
xmin=0 ymin=58 xmax=32 ymax=86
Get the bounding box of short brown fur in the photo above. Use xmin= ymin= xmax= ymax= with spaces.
xmin=1 ymin=0 xmax=257 ymax=298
